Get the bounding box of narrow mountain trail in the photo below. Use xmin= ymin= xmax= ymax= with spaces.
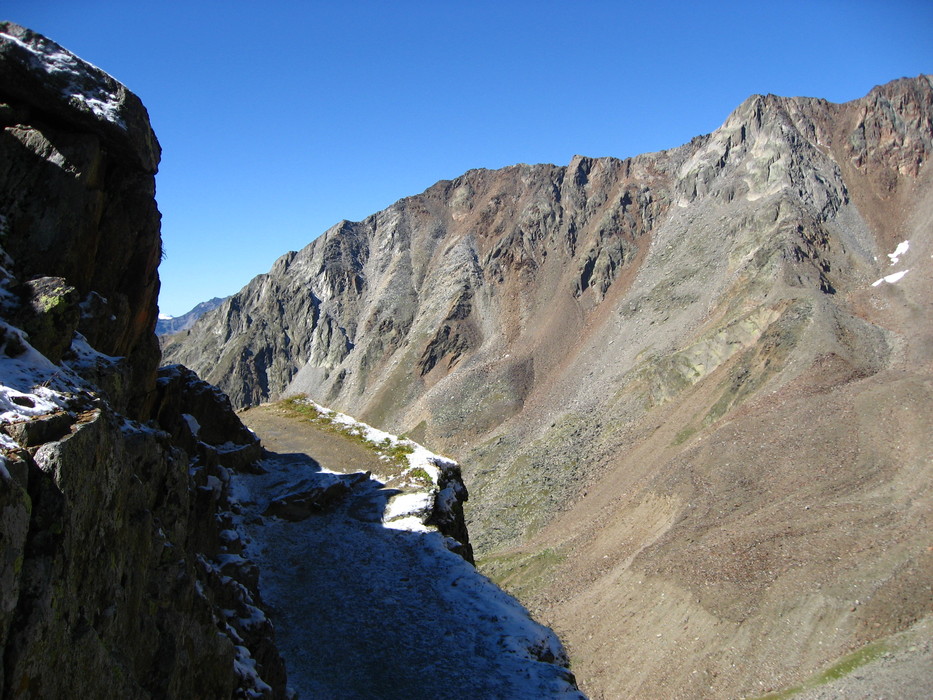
xmin=235 ymin=405 xmax=583 ymax=699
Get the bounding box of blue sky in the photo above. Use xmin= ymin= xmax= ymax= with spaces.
xmin=6 ymin=1 xmax=932 ymax=316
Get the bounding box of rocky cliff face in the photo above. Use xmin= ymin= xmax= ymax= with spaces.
xmin=166 ymin=78 xmax=932 ymax=436
xmin=0 ymin=23 xmax=286 ymax=698
xmin=165 ymin=75 xmax=933 ymax=697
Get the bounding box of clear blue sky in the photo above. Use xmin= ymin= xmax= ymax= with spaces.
xmin=6 ymin=1 xmax=932 ymax=316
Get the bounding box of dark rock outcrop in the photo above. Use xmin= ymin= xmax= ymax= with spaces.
xmin=263 ymin=471 xmax=370 ymax=521
xmin=0 ymin=22 xmax=162 ymax=419
xmin=0 ymin=24 xmax=286 ymax=698
xmin=154 ymin=364 xmax=263 ymax=472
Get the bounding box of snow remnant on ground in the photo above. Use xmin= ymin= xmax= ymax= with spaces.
xmin=288 ymin=396 xmax=465 ymax=534
xmin=872 ymin=240 xmax=912 ymax=286
xmin=887 ymin=240 xmax=909 ymax=265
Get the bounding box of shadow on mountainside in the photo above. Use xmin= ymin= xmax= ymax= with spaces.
xmin=232 ymin=410 xmax=584 ymax=699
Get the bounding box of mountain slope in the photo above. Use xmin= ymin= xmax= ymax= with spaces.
xmin=164 ymin=76 xmax=933 ymax=697
xmin=165 ymin=78 xmax=930 ymax=434
xmin=157 ymin=296 xmax=228 ymax=335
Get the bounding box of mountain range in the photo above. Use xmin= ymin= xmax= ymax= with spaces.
xmin=156 ymin=296 xmax=227 ymax=335
xmin=164 ymin=75 xmax=933 ymax=697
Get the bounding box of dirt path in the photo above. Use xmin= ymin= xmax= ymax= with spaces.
xmin=240 ymin=404 xmax=386 ymax=475
xmin=232 ymin=404 xmax=584 ymax=699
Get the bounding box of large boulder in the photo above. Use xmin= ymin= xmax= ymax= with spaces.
xmin=0 ymin=21 xmax=161 ymax=418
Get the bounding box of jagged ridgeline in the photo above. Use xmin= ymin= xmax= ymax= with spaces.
xmin=165 ymin=73 xmax=933 ymax=698
xmin=164 ymin=76 xmax=932 ymax=439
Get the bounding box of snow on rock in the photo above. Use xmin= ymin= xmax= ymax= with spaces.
xmin=382 ymin=491 xmax=434 ymax=530
xmin=0 ymin=24 xmax=125 ymax=127
xmin=292 ymin=397 xmax=465 ymax=535
xmin=233 ymin=644 xmax=274 ymax=699
xmin=182 ymin=412 xmax=202 ymax=437
xmin=0 ymin=323 xmax=76 ymax=427
xmin=0 ymin=21 xmax=160 ymax=173
xmin=67 ymin=332 xmax=120 ymax=365
xmin=0 ymin=432 xmax=16 ymax=480
xmin=0 ymin=384 xmax=65 ymax=423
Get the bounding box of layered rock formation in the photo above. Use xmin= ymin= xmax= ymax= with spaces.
xmin=0 ymin=23 xmax=286 ymax=698
xmin=165 ymin=76 xmax=933 ymax=696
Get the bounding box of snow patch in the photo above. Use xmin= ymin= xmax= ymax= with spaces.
xmin=233 ymin=644 xmax=273 ymax=698
xmin=182 ymin=413 xmax=201 ymax=437
xmin=382 ymin=514 xmax=431 ymax=533
xmin=872 ymin=270 xmax=910 ymax=287
xmin=383 ymin=491 xmax=434 ymax=525
xmin=0 ymin=324 xmax=72 ymax=424
xmin=872 ymin=241 xmax=913 ymax=287
xmin=291 ymin=397 xmax=467 ymax=532
xmin=888 ymin=240 xmax=910 ymax=265
xmin=63 ymin=333 xmax=121 ymax=376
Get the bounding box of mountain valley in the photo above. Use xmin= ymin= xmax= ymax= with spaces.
xmin=164 ymin=75 xmax=933 ymax=698
xmin=0 ymin=23 xmax=582 ymax=698
xmin=0 ymin=16 xmax=930 ymax=698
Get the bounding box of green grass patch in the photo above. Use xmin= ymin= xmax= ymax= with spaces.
xmin=407 ymin=467 xmax=432 ymax=483
xmin=477 ymin=547 xmax=565 ymax=599
xmin=276 ymin=395 xmax=417 ymax=475
xmin=672 ymin=425 xmax=698 ymax=445
xmin=752 ymin=641 xmax=887 ymax=699
xmin=379 ymin=437 xmax=415 ymax=462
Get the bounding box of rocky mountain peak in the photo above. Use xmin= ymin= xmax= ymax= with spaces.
xmin=166 ymin=78 xmax=932 ymax=427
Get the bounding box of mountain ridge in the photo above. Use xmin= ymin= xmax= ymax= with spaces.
xmin=164 ymin=75 xmax=932 ymax=430
xmin=164 ymin=74 xmax=933 ymax=697
xmin=157 ymin=296 xmax=228 ymax=335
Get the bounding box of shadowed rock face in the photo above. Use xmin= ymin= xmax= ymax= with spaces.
xmin=165 ymin=75 xmax=933 ymax=697
xmin=0 ymin=22 xmax=162 ymax=418
xmin=0 ymin=24 xmax=287 ymax=698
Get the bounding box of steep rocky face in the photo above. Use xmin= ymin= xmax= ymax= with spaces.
xmin=166 ymin=79 xmax=931 ymax=432
xmin=166 ymin=75 xmax=933 ymax=697
xmin=0 ymin=24 xmax=286 ymax=698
